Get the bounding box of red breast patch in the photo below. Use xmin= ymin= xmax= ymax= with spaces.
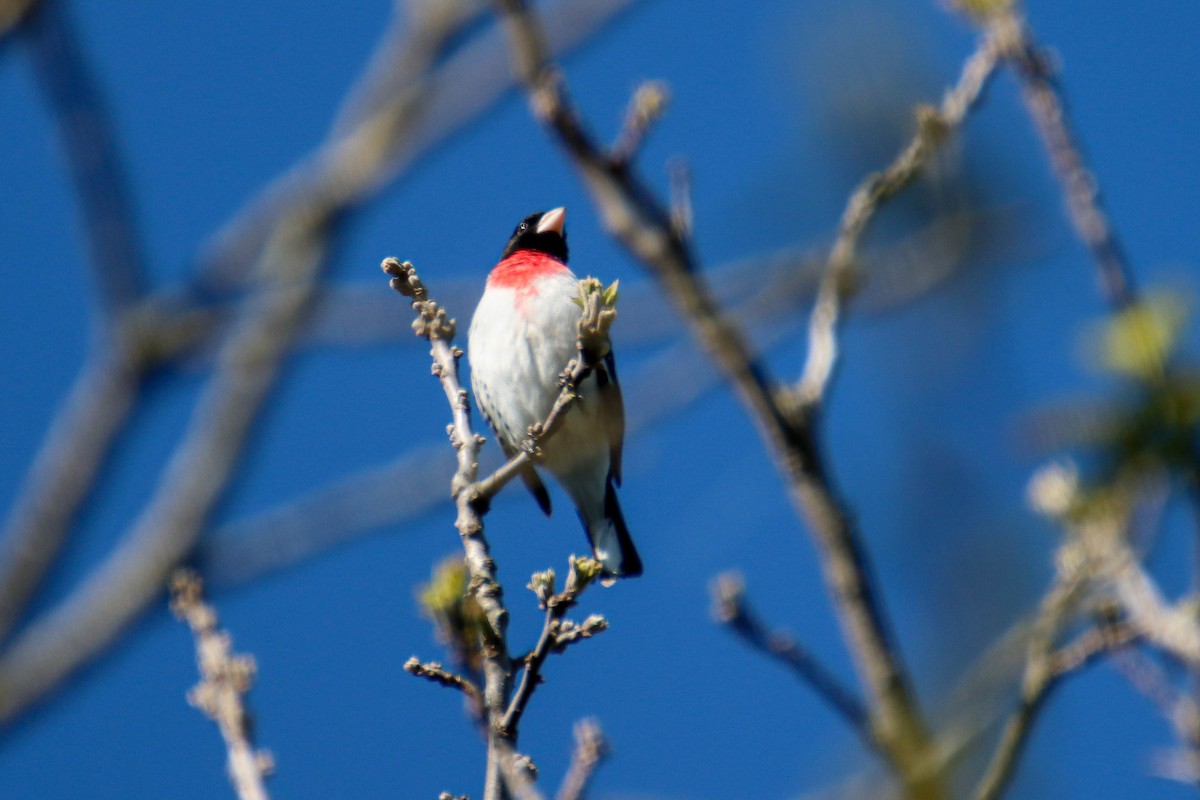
xmin=488 ymin=251 xmax=568 ymax=288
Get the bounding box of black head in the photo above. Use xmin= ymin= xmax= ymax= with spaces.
xmin=501 ymin=207 xmax=569 ymax=263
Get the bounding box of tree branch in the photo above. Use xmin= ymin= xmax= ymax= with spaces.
xmin=555 ymin=718 xmax=609 ymax=800
xmin=0 ymin=351 xmax=141 ymax=646
xmin=405 ymin=657 xmax=484 ymax=711
xmin=502 ymin=558 xmax=606 ymax=737
xmin=970 ymin=563 xmax=1131 ymax=800
xmin=710 ymin=572 xmax=874 ymax=752
xmin=988 ymin=8 xmax=1136 ymax=309
xmin=794 ymin=26 xmax=1005 ymax=407
xmin=382 ymin=257 xmax=514 ymax=800
xmin=170 ymin=570 xmax=273 ymax=800
xmin=492 ymin=0 xmax=955 ymax=791
xmin=26 ymin=0 xmax=148 ymax=318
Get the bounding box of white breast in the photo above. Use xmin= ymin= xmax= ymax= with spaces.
xmin=467 ymin=269 xmax=608 ymax=478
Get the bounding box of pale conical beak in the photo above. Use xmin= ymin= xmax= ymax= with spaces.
xmin=536 ymin=206 xmax=566 ymax=235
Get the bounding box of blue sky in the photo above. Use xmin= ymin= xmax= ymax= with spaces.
xmin=1 ymin=1 xmax=1199 ymax=798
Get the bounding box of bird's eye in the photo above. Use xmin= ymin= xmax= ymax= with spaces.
xmin=518 ymin=222 xmax=529 ymax=233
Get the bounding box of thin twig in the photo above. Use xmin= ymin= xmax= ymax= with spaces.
xmin=170 ymin=570 xmax=273 ymax=800
xmin=502 ymin=559 xmax=606 ymax=736
xmin=556 ymin=719 xmax=609 ymax=800
xmin=711 ymin=573 xmax=873 ymax=751
xmin=993 ymin=10 xmax=1136 ymax=309
xmin=970 ymin=575 xmax=1129 ymax=800
xmin=795 ymin=25 xmax=1005 ymax=407
xmin=610 ymin=81 xmax=669 ymax=166
xmin=405 ymin=657 xmax=484 ymax=709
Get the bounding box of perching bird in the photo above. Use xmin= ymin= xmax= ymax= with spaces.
xmin=468 ymin=207 xmax=642 ymax=579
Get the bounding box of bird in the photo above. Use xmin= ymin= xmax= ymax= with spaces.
xmin=468 ymin=207 xmax=642 ymax=580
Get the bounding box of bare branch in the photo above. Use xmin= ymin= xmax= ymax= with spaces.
xmin=0 ymin=0 xmax=157 ymax=645
xmin=556 ymin=719 xmax=609 ymax=800
xmin=1113 ymin=647 xmax=1200 ymax=753
xmin=492 ymin=0 xmax=947 ymax=789
xmin=384 ymin=258 xmax=620 ymax=800
xmin=992 ymin=10 xmax=1136 ymax=309
xmin=970 ymin=572 xmax=1129 ymax=800
xmin=610 ymin=81 xmax=669 ymax=165
xmin=0 ymin=352 xmax=141 ymax=645
xmin=383 ymin=257 xmax=514 ymax=800
xmin=26 ymin=1 xmax=148 ymax=318
xmin=197 ymin=0 xmax=641 ymax=296
xmin=502 ymin=558 xmax=606 ymax=737
xmin=405 ymin=656 xmax=484 ymax=709
xmin=0 ymin=218 xmax=325 ymax=725
xmin=170 ymin=570 xmax=273 ymax=800
xmin=711 ymin=573 xmax=874 ymax=751
xmin=794 ymin=25 xmax=1005 ymax=407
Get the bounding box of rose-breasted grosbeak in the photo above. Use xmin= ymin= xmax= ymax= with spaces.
xmin=468 ymin=207 xmax=642 ymax=579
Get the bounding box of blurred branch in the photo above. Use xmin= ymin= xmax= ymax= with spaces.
xmin=711 ymin=572 xmax=874 ymax=752
xmin=1113 ymin=647 xmax=1200 ymax=758
xmin=170 ymin=570 xmax=273 ymax=800
xmin=968 ymin=564 xmax=1096 ymax=800
xmin=0 ymin=352 xmax=141 ymax=646
xmin=0 ymin=0 xmax=37 ymax=40
xmin=667 ymin=157 xmax=692 ymax=241
xmin=492 ymin=0 xmax=949 ymax=792
xmin=26 ymin=0 xmax=148 ymax=318
xmin=0 ymin=0 xmax=153 ymax=645
xmin=198 ymin=444 xmax=457 ymax=585
xmin=610 ymin=81 xmax=669 ymax=166
xmin=0 ymin=0 xmax=638 ymax=728
xmin=988 ymin=8 xmax=1136 ymax=309
xmin=555 ymin=719 xmax=609 ymax=800
xmin=0 ymin=219 xmax=325 ymax=724
xmin=0 ymin=0 xmax=456 ymax=724
xmin=196 ymin=0 xmax=639 ymax=296
xmin=794 ymin=26 xmax=1004 ymax=407
xmin=973 ymin=616 xmax=1137 ymax=800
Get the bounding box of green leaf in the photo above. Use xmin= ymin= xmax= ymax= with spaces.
xmin=1096 ymin=291 xmax=1189 ymax=380
xmin=603 ymin=279 xmax=620 ymax=307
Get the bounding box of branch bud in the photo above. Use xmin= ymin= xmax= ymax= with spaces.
xmin=528 ymin=569 xmax=557 ymax=608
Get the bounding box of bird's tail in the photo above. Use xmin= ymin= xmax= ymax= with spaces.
xmin=580 ymin=479 xmax=642 ymax=579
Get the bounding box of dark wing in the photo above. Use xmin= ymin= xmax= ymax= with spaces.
xmin=503 ymin=439 xmax=553 ymax=517
xmin=596 ymin=351 xmax=625 ymax=485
